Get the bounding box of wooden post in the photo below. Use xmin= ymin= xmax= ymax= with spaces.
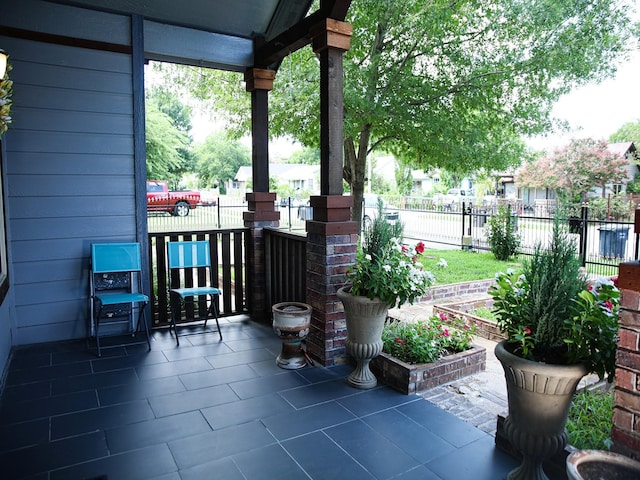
xmin=304 ymin=19 xmax=356 ymax=366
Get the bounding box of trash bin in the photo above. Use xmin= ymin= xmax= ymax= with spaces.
xmin=474 ymin=210 xmax=487 ymax=227
xmin=598 ymin=225 xmax=629 ymax=258
xmin=509 ymin=212 xmax=518 ymax=231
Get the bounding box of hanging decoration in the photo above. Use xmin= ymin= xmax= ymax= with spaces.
xmin=0 ymin=52 xmax=13 ymax=135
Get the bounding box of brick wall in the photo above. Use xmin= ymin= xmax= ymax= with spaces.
xmin=612 ymin=261 xmax=640 ymax=460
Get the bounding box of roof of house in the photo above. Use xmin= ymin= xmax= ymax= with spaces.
xmin=608 ymin=141 xmax=636 ymax=156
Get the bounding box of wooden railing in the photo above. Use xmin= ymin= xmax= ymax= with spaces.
xmin=148 ymin=229 xmax=249 ymax=327
xmin=264 ymin=228 xmax=307 ymax=307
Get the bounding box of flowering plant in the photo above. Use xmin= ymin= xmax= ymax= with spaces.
xmin=347 ymin=237 xmax=434 ymax=307
xmin=346 ymin=198 xmax=434 ymax=307
xmin=0 ymin=60 xmax=12 ymax=134
xmin=382 ymin=312 xmax=478 ymax=364
xmin=489 ymin=224 xmax=620 ymax=381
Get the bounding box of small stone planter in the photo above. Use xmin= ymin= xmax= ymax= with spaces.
xmin=370 ymin=344 xmax=486 ymax=395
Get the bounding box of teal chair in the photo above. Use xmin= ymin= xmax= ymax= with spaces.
xmin=167 ymin=240 xmax=222 ymax=345
xmin=90 ymin=243 xmax=150 ymax=357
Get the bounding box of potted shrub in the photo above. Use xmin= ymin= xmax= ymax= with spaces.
xmin=489 ymin=220 xmax=620 ymax=480
xmin=338 ymin=199 xmax=434 ymax=389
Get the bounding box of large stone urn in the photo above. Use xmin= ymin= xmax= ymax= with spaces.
xmin=337 ymin=286 xmax=389 ymax=389
xmin=495 ymin=340 xmax=588 ymax=480
xmin=272 ymin=302 xmax=312 ymax=370
xmin=566 ymin=450 xmax=640 ymax=479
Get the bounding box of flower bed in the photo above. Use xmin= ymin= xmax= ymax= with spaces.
xmin=432 ymin=299 xmax=507 ymax=342
xmin=371 ymin=344 xmax=486 ymax=395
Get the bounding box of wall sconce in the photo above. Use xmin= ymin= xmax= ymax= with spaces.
xmin=0 ymin=50 xmax=7 ymax=78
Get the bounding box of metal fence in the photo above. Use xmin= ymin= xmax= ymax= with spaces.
xmin=147 ymin=196 xmax=639 ymax=277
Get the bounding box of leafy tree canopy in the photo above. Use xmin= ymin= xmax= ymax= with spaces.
xmin=516 ymin=138 xmax=629 ymax=201
xmin=155 ymin=0 xmax=636 ymax=228
xmin=145 ymin=103 xmax=190 ymax=183
xmin=195 ymin=132 xmax=250 ymax=193
xmin=610 ymin=119 xmax=640 ymax=162
xmin=286 ymin=146 xmax=320 ymax=165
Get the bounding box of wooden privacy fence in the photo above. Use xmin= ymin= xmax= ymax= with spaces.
xmin=264 ymin=228 xmax=307 ymax=307
xmin=148 ymin=229 xmax=249 ymax=327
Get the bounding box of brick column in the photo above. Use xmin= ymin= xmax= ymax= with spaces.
xmin=243 ymin=192 xmax=279 ymax=322
xmin=612 ymin=260 xmax=640 ymax=460
xmin=305 ymin=195 xmax=357 ymax=366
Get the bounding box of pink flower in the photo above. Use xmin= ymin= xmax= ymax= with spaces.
xmin=442 ymin=329 xmax=450 ymax=337
xmin=438 ymin=312 xmax=448 ymax=322
xmin=523 ymin=327 xmax=531 ymax=335
xmin=395 ymin=337 xmax=406 ymax=346
xmin=604 ymin=301 xmax=613 ymax=311
xmin=415 ymin=242 xmax=425 ymax=254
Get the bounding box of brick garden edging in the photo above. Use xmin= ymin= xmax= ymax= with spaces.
xmin=370 ymin=345 xmax=486 ymax=395
xmin=432 ymin=303 xmax=507 ymax=342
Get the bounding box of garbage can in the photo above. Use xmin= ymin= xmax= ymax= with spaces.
xmin=598 ymin=225 xmax=629 ymax=258
xmin=509 ymin=212 xmax=518 ymax=231
xmin=474 ymin=209 xmax=487 ymax=227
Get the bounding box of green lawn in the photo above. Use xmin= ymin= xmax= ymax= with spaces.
xmin=420 ymin=249 xmax=523 ymax=285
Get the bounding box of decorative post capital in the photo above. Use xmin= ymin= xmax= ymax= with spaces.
xmin=245 ymin=68 xmax=276 ymax=92
xmin=310 ymin=19 xmax=352 ymax=53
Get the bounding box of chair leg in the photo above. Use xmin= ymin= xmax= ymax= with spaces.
xmin=170 ymin=293 xmax=180 ymax=346
xmin=137 ymin=303 xmax=151 ymax=351
xmin=95 ymin=305 xmax=103 ymax=357
xmin=208 ymin=294 xmax=222 ymax=341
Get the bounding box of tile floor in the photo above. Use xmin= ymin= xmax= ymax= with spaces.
xmin=0 ymin=316 xmax=520 ymax=479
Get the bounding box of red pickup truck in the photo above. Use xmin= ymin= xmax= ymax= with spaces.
xmin=146 ymin=180 xmax=200 ymax=217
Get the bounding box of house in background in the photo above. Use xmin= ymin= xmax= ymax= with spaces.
xmin=230 ymin=164 xmax=320 ymax=196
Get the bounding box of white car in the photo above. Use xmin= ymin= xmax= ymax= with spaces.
xmin=362 ymin=194 xmax=399 ymax=224
xmin=437 ymin=189 xmax=475 ymax=210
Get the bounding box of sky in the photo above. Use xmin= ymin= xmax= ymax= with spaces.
xmin=526 ymin=49 xmax=640 ymax=152
xmin=188 ymin=47 xmax=640 ymax=157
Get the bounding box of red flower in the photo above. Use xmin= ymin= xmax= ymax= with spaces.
xmin=442 ymin=329 xmax=450 ymax=337
xmin=415 ymin=242 xmax=425 ymax=254
xmin=523 ymin=327 xmax=531 ymax=335
xmin=611 ymin=276 xmax=619 ymax=287
xmin=395 ymin=337 xmax=406 ymax=346
xmin=604 ymin=301 xmax=613 ymax=311
xmin=402 ymin=245 xmax=408 ymax=252
xmin=438 ymin=312 xmax=448 ymax=322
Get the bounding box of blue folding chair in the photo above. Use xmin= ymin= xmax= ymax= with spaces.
xmin=167 ymin=240 xmax=222 ymax=345
xmin=90 ymin=243 xmax=150 ymax=357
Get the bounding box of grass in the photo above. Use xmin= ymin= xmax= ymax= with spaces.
xmin=420 ymin=249 xmax=522 ymax=285
xmin=566 ymin=387 xmax=614 ymax=451
xmin=471 ymin=306 xmax=497 ymax=322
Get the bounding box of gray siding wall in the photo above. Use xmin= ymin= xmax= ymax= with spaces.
xmin=0 ymin=2 xmax=136 ymax=345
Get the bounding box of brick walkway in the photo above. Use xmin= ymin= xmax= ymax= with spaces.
xmin=389 ymin=297 xmax=509 ymax=436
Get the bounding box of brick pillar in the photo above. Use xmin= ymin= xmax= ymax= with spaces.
xmin=612 ymin=260 xmax=640 ymax=460
xmin=305 ymin=195 xmax=358 ymax=366
xmin=243 ymin=192 xmax=279 ymax=322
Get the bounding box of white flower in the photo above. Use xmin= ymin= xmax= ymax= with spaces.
xmin=382 ymin=265 xmax=391 ymax=272
xmin=437 ymin=258 xmax=448 ymax=268
xmin=506 ymin=268 xmax=515 ymax=275
xmin=365 ymin=254 xmax=372 ymax=261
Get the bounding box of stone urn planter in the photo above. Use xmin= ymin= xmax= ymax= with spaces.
xmin=495 ymin=340 xmax=588 ymax=480
xmin=272 ymin=302 xmax=312 ymax=370
xmin=337 ymin=286 xmax=389 ymax=389
xmin=566 ymin=450 xmax=640 ymax=479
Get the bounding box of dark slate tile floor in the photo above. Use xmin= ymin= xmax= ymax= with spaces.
xmin=0 ymin=316 xmax=519 ymax=479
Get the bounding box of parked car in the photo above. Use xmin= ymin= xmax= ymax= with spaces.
xmin=146 ymin=180 xmax=200 ymax=217
xmin=435 ymin=188 xmax=476 ymax=210
xmin=199 ymin=189 xmax=218 ymax=207
xmin=363 ymin=194 xmax=399 ymax=226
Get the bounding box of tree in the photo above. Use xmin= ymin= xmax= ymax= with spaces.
xmin=610 ymin=119 xmax=640 ymax=146
xmin=145 ymin=104 xmax=190 ymax=183
xmin=145 ymin=88 xmax=194 ymax=184
xmin=517 ymin=138 xmax=628 ymax=202
xmin=157 ymin=0 xmax=635 ymax=230
xmin=286 ymin=147 xmax=320 ymax=165
xmin=195 ymin=132 xmax=250 ymax=194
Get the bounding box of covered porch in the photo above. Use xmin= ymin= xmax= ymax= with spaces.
xmin=0 ymin=316 xmax=519 ymax=479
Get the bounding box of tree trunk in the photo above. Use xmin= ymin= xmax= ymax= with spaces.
xmin=344 ymin=125 xmax=371 ymax=232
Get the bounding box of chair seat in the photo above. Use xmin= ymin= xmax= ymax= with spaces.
xmin=95 ymin=292 xmax=149 ymax=305
xmin=171 ymin=286 xmax=221 ymax=298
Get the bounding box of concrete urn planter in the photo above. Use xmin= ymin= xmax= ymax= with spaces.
xmin=338 ymin=286 xmax=389 ymax=389
xmin=272 ymin=302 xmax=312 ymax=370
xmin=495 ymin=340 xmax=588 ymax=480
xmin=566 ymin=450 xmax=640 ymax=480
